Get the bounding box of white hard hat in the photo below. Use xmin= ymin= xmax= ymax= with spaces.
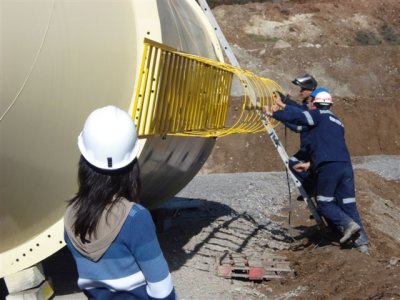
xmin=78 ymin=105 xmax=139 ymax=170
xmin=313 ymin=91 xmax=333 ymax=105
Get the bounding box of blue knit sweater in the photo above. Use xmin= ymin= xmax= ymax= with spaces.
xmin=65 ymin=204 xmax=176 ymax=300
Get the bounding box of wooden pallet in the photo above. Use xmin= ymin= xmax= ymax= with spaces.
xmin=216 ymin=252 xmax=294 ymax=281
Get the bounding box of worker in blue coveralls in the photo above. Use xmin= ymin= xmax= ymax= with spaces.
xmin=64 ymin=106 xmax=176 ymax=299
xmin=265 ymin=91 xmax=369 ymax=254
xmin=277 ymin=74 xmax=319 ymax=199
xmin=287 ymin=86 xmax=331 ymax=200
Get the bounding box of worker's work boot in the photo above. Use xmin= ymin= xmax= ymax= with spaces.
xmin=340 ymin=221 xmax=361 ymax=244
xmin=356 ymin=245 xmax=369 ymax=255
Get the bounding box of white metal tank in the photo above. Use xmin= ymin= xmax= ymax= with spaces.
xmin=0 ymin=0 xmax=223 ymax=277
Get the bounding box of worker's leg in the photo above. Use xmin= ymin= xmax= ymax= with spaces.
xmin=303 ymin=170 xmax=316 ymax=198
xmin=335 ymin=162 xmax=369 ymax=247
xmin=315 ymin=163 xmax=355 ymax=233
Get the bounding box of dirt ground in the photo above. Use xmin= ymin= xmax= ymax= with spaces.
xmin=267 ymin=169 xmax=400 ymax=299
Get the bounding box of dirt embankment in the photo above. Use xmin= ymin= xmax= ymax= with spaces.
xmin=202 ymin=0 xmax=400 ymax=174
xmin=202 ymin=96 xmax=400 ymax=174
xmin=263 ymin=169 xmax=400 ymax=299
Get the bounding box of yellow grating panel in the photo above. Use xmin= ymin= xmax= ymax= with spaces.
xmin=132 ymin=39 xmax=282 ymax=137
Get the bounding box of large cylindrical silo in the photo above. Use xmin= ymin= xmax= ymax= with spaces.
xmin=0 ymin=0 xmax=223 ymax=277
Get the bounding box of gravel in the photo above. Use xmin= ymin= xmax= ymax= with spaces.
xmin=176 ymin=155 xmax=400 ymax=221
xmin=176 ymin=171 xmax=292 ymax=223
xmin=353 ymin=155 xmax=400 ymax=180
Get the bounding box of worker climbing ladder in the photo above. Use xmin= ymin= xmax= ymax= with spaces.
xmin=196 ymin=0 xmax=324 ymax=228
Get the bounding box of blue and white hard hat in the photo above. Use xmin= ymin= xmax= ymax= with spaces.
xmin=310 ymin=87 xmax=330 ymax=98
xmin=313 ymin=91 xmax=333 ymax=105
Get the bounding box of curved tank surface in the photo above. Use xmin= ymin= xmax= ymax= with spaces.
xmin=0 ymin=0 xmax=223 ymax=277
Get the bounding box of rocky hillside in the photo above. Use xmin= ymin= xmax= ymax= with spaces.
xmin=202 ymin=0 xmax=400 ymax=173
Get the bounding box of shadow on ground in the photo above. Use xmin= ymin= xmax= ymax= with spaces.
xmin=0 ymin=197 xmax=246 ymax=297
xmin=14 ymin=196 xmax=300 ymax=297
xmin=154 ymin=197 xmax=297 ymax=272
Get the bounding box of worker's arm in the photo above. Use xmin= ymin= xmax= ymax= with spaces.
xmin=272 ymin=105 xmax=317 ymax=126
xmin=264 ymin=93 xmax=315 ymax=126
xmin=292 ymin=146 xmax=311 ymax=162
xmin=284 ymin=122 xmax=311 ymax=133
xmin=276 ymin=91 xmax=301 ymax=107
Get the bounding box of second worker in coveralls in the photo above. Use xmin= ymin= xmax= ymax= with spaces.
xmin=265 ymin=90 xmax=369 ymax=254
xmin=278 ymin=74 xmax=321 ymax=199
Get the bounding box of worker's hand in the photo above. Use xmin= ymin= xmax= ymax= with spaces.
xmin=263 ymin=105 xmax=273 ymax=117
xmin=276 ymin=91 xmax=287 ymax=101
xmin=271 ymin=104 xmax=279 ymax=112
xmin=293 ymin=162 xmax=311 ymax=172
xmin=263 ymin=103 xmax=281 ymax=117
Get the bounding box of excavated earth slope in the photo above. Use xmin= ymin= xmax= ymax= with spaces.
xmin=202 ymin=0 xmax=400 ymax=174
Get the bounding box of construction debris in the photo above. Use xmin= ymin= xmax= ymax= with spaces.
xmin=216 ymin=251 xmax=294 ymax=281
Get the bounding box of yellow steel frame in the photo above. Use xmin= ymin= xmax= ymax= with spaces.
xmin=132 ymin=39 xmax=282 ymax=137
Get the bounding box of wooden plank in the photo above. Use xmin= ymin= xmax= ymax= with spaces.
xmin=264 ymin=276 xmax=285 ymax=279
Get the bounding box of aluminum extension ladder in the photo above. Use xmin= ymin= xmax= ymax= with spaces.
xmin=197 ymin=0 xmax=325 ymax=228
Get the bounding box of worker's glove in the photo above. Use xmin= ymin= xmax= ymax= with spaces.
xmin=276 ymin=91 xmax=299 ymax=106
xmin=276 ymin=91 xmax=291 ymax=104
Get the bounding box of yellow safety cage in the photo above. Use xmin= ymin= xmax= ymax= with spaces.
xmin=132 ymin=39 xmax=282 ymax=137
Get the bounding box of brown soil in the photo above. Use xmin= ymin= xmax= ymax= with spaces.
xmin=202 ymin=0 xmax=400 ymax=174
xmin=262 ymin=170 xmax=400 ymax=299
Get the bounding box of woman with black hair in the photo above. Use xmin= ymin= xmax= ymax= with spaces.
xmin=64 ymin=106 xmax=176 ymax=299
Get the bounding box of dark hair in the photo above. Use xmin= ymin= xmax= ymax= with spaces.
xmin=68 ymin=155 xmax=142 ymax=243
